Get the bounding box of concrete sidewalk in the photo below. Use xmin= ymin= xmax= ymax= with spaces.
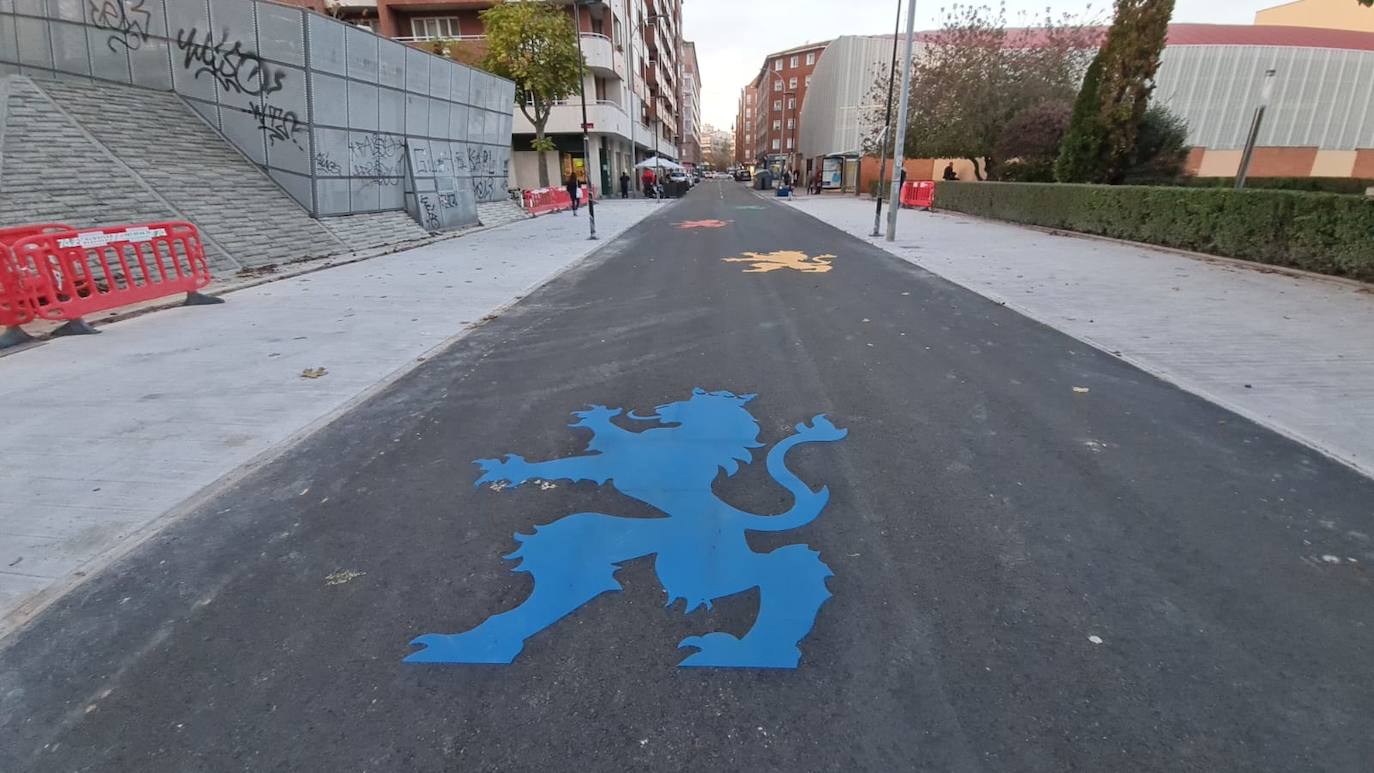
xmin=786 ymin=193 xmax=1374 ymax=479
xmin=0 ymin=200 xmax=667 ymax=634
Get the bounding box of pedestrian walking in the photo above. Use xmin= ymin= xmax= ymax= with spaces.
xmin=619 ymin=170 xmax=631 ymax=199
xmin=566 ymin=173 xmax=581 ymax=216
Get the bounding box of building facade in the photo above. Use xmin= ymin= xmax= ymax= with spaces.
xmin=289 ymin=0 xmax=684 ymax=192
xmin=3 ymin=0 xmax=514 ymax=227
xmin=799 ymin=24 xmax=1374 ymax=183
xmin=1255 ymin=0 xmax=1374 ymax=33
xmin=679 ymin=41 xmax=702 ymax=165
xmin=736 ymin=42 xmax=828 ymax=172
xmin=734 ymin=84 xmax=757 ymax=166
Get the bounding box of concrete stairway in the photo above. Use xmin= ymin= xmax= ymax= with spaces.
xmin=28 ymin=78 xmax=346 ymax=272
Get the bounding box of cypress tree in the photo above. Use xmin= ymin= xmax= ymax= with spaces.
xmin=1055 ymin=52 xmax=1107 ymax=183
xmin=1054 ymin=0 xmax=1175 ymax=184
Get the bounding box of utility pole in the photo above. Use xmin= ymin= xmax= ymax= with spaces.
xmin=573 ymin=0 xmax=598 ymax=239
xmin=885 ymin=0 xmax=917 ymax=242
xmin=872 ymin=0 xmax=902 ymax=236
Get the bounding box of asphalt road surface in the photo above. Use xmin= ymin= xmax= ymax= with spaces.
xmin=3 ymin=181 xmax=1372 ymax=772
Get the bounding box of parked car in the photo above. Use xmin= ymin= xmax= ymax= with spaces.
xmin=668 ymin=171 xmax=691 ymax=186
xmin=734 ymin=169 xmax=752 ymax=182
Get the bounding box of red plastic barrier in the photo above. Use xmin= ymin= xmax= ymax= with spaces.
xmin=522 ymin=185 xmax=597 ymax=216
xmin=10 ymin=221 xmax=218 ymax=328
xmin=0 ymin=223 xmax=73 ymax=246
xmin=0 ymin=242 xmax=39 ymax=329
xmin=900 ymin=180 xmax=936 ymax=210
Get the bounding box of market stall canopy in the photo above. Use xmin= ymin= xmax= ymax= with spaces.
xmin=635 ymin=157 xmax=685 ymax=171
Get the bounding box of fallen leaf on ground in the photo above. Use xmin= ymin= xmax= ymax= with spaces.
xmin=301 ymin=367 xmax=328 ymax=379
xmin=325 ymin=570 xmax=365 ymax=586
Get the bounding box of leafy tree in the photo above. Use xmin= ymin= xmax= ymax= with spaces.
xmin=1123 ymin=104 xmax=1189 ymax=181
xmin=1055 ymin=52 xmax=1108 ymax=182
xmin=480 ymin=1 xmax=583 ymax=187
xmin=1097 ymin=0 xmax=1175 ymax=182
xmin=862 ymin=4 xmax=1097 ymax=180
xmin=1058 ymin=0 xmax=1175 ymax=183
xmin=996 ymin=100 xmax=1072 ymax=181
xmin=707 ymin=134 xmax=735 ymax=170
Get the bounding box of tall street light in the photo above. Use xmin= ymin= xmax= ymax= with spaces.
xmin=885 ymin=0 xmax=918 ymax=242
xmin=1235 ymin=67 xmax=1277 ymax=192
xmin=573 ymin=0 xmax=601 ymax=239
xmin=872 ymin=0 xmax=903 ymax=236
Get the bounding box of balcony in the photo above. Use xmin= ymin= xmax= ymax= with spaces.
xmin=579 ymin=33 xmax=616 ymax=75
xmin=513 ymin=99 xmax=648 ymax=143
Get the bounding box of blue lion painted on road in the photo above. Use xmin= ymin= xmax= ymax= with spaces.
xmin=405 ymin=388 xmax=848 ymax=669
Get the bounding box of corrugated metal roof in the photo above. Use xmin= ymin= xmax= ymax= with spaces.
xmin=866 ymin=24 xmax=1374 ymax=53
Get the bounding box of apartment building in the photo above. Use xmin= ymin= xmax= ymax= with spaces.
xmin=735 ymin=41 xmax=829 ymax=171
xmin=679 ymin=41 xmax=703 ymax=165
xmin=734 ymin=84 xmax=757 ymax=166
xmin=286 ymin=0 xmax=684 ymax=192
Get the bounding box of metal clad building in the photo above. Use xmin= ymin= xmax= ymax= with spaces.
xmin=799 ymin=24 xmax=1374 ymax=179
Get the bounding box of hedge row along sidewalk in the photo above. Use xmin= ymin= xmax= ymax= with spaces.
xmin=934 ymin=181 xmax=1374 ymax=283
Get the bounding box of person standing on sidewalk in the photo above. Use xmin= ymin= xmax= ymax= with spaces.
xmin=566 ymin=172 xmax=582 ymax=216
xmin=619 ymin=170 xmax=631 ymax=199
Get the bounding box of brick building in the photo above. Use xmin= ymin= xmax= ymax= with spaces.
xmin=679 ymin=41 xmax=702 ymax=165
xmin=734 ymin=84 xmax=756 ymax=166
xmin=282 ymin=0 xmax=686 ymax=191
xmin=734 ymin=41 xmax=828 ymax=173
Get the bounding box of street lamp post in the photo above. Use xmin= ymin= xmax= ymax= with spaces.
xmin=872 ymin=0 xmax=903 ymax=236
xmin=573 ymin=0 xmax=599 ymax=239
xmin=885 ymin=0 xmax=918 ymax=242
xmin=1235 ymin=67 xmax=1277 ymax=192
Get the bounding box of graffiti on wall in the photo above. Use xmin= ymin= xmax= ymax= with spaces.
xmin=88 ymin=0 xmax=151 ymax=52
xmin=471 ymin=176 xmax=497 ymax=202
xmin=349 ymin=133 xmax=406 ymax=186
xmin=175 ymin=27 xmax=286 ymax=97
xmin=314 ymin=152 xmax=342 ymax=175
xmin=250 ymin=103 xmax=305 ymax=149
xmin=419 ymin=195 xmax=441 ymax=231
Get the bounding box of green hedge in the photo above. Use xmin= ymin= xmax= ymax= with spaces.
xmin=934 ymin=181 xmax=1374 ymax=282
xmin=1142 ymin=177 xmax=1374 ymax=196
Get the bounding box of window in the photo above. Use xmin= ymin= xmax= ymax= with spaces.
xmin=790 ymin=55 xmax=799 ymax=68
xmin=774 ymin=59 xmax=782 ymax=71
xmin=773 ymin=100 xmax=782 ymax=111
xmin=787 ymin=118 xmax=795 ymax=129
xmin=787 ymin=137 xmax=794 ymax=149
xmin=772 ymin=138 xmax=781 ymax=150
xmin=772 ymin=119 xmax=781 ymax=130
xmin=788 ymin=77 xmax=797 ymax=89
xmin=411 ymin=16 xmax=459 ymax=39
xmin=773 ymin=80 xmax=782 ymax=92
xmin=787 ymin=97 xmax=795 ymax=110
xmin=806 ymin=52 xmax=816 ymax=65
xmin=805 ymin=75 xmax=812 ymax=87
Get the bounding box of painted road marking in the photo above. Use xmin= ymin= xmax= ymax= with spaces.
xmin=675 ymin=219 xmax=732 ymax=229
xmin=405 ymin=388 xmax=847 ymax=669
xmin=723 ymin=250 xmax=836 ymax=273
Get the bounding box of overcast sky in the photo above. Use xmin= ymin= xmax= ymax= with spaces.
xmin=683 ymin=0 xmax=1278 ymax=131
